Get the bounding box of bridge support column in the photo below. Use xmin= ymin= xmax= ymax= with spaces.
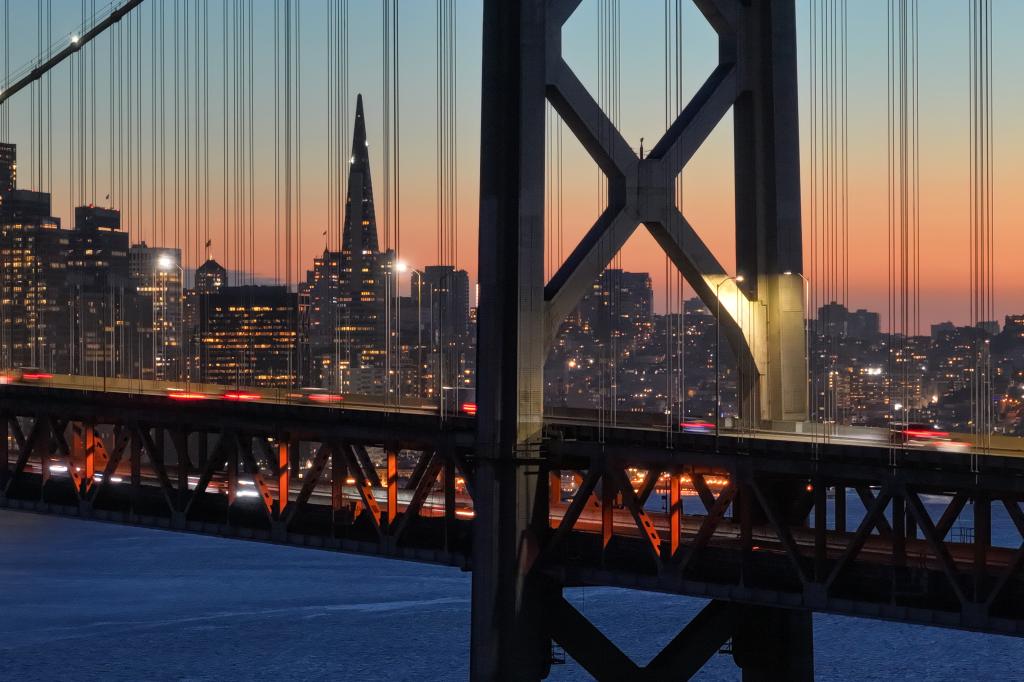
xmin=732 ymin=606 xmax=813 ymax=681
xmin=471 ymin=0 xmax=552 ymax=678
xmin=733 ymin=0 xmax=807 ymax=425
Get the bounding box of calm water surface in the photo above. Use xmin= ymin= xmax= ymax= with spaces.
xmin=0 ymin=506 xmax=1021 ymax=680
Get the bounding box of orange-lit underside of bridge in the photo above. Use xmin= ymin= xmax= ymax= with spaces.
xmin=1 ymin=382 xmax=1024 ymax=651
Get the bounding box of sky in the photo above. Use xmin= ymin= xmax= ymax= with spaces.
xmin=1 ymin=0 xmax=1022 ymax=327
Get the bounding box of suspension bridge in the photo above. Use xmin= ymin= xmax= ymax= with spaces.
xmin=0 ymin=0 xmax=1020 ymax=679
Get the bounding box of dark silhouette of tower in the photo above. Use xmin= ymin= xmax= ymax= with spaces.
xmin=342 ymin=94 xmax=379 ymax=269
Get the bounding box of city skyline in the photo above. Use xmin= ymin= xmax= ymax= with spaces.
xmin=2 ymin=5 xmax=1023 ymax=680
xmin=0 ymin=1 xmax=1021 ymax=325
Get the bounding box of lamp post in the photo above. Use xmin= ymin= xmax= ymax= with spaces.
xmin=715 ymin=275 xmax=743 ymax=448
xmin=156 ymin=254 xmax=184 ymax=384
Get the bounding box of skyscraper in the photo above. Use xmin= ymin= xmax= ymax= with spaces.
xmin=343 ymin=94 xmax=379 ymax=261
xmin=303 ymin=249 xmax=343 ymax=386
xmin=0 ymin=144 xmax=68 ymax=371
xmin=130 ymin=244 xmax=183 ymax=379
xmin=185 ymin=258 xmax=229 ymax=381
xmin=0 ymin=187 xmax=65 ymax=370
xmin=0 ymin=142 xmax=15 ymax=222
xmin=195 ymin=258 xmax=228 ymax=295
xmin=199 ymin=285 xmax=300 ymax=388
xmin=305 ymin=94 xmax=390 ymax=394
xmin=422 ymin=265 xmax=471 ymax=394
xmin=67 ymin=206 xmax=148 ymax=377
xmin=340 ymin=94 xmax=389 ymax=383
xmin=577 ymin=269 xmax=653 ymax=342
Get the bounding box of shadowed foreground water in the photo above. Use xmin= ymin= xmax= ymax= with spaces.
xmin=0 ymin=510 xmax=1020 ymax=680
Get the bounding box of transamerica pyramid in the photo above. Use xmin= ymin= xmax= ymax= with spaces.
xmin=342 ymin=93 xmax=379 ymax=259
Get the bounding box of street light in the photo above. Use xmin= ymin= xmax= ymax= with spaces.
xmin=715 ymin=275 xmax=743 ymax=447
xmin=156 ymin=255 xmax=184 ymax=383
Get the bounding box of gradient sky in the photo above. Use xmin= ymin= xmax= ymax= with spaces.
xmin=2 ymin=0 xmax=1022 ymax=327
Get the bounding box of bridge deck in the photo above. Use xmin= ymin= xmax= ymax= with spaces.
xmin=2 ymin=383 xmax=1023 ymax=641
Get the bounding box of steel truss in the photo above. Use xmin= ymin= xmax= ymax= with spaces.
xmin=0 ymin=390 xmax=476 ymax=566
xmin=533 ymin=421 xmax=1024 ymax=677
xmin=1 ymin=387 xmax=1024 ymax=678
xmin=544 ymin=431 xmax=1024 ymax=635
xmin=542 ymin=0 xmax=807 ymax=424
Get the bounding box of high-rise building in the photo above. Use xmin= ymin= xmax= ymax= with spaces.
xmin=339 ymin=95 xmax=388 ymax=385
xmin=303 ymin=249 xmax=343 ymax=386
xmin=199 ymin=285 xmax=301 ymax=388
xmin=0 ymin=145 xmax=148 ymax=376
xmin=578 ymin=269 xmax=653 ymax=343
xmin=422 ymin=265 xmax=471 ymax=393
xmin=0 ymin=142 xmax=15 ymax=221
xmin=185 ymin=258 xmax=229 ymax=381
xmin=195 ymin=258 xmax=228 ymax=295
xmin=67 ymin=206 xmax=148 ymax=377
xmin=0 ymin=145 xmax=68 ymax=370
xmin=3 ymin=190 xmax=59 ymax=226
xmin=304 ymin=94 xmax=390 ymax=393
xmin=130 ymin=244 xmax=183 ymax=379
xmin=0 ymin=188 xmax=66 ymax=370
xmin=846 ymin=308 xmax=881 ymax=340
xmin=815 ymin=302 xmax=880 ymax=341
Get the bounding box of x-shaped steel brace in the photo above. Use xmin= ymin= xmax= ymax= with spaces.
xmin=541 ymin=0 xmax=763 ymax=379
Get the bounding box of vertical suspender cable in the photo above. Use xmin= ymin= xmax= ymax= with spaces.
xmin=1 ymin=0 xmax=7 ymax=367
xmin=273 ymin=0 xmax=280 ymax=285
xmin=1 ymin=0 xmax=7 ymax=139
xmin=284 ymin=0 xmax=292 ymax=378
xmin=295 ymin=0 xmax=303 ymax=386
xmin=663 ymin=0 xmax=671 ymax=439
xmin=674 ymin=0 xmax=685 ymax=431
xmin=886 ymin=0 xmax=918 ymax=463
xmin=969 ymin=0 xmax=994 ymax=468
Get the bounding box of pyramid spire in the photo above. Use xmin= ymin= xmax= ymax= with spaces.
xmin=342 ymin=93 xmax=378 ymax=255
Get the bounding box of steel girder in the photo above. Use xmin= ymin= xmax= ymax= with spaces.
xmin=2 ymin=389 xmax=1024 ymax=677
xmin=0 ymin=408 xmax=475 ymax=569
xmin=541 ymin=0 xmax=806 ymax=424
xmin=539 ymin=451 xmax=1024 ymax=643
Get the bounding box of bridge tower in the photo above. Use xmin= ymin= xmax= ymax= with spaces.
xmin=473 ymin=0 xmax=808 ymax=679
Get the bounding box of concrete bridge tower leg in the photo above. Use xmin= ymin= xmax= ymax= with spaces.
xmin=734 ymin=0 xmax=808 ymax=426
xmin=471 ymin=0 xmax=811 ymax=678
xmin=471 ymin=0 xmax=553 ymax=679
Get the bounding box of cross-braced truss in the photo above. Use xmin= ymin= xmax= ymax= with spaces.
xmin=0 ymin=402 xmax=476 ymax=566
xmin=541 ymin=0 xmax=806 ymax=423
xmin=2 ymin=386 xmax=1022 ymax=679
